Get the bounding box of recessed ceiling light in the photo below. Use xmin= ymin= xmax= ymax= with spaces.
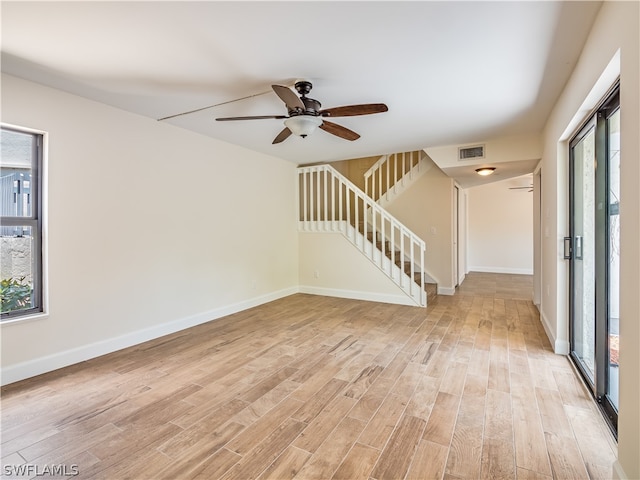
xmin=475 ymin=167 xmax=496 ymax=176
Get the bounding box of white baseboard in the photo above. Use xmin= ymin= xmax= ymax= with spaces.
xmin=468 ymin=266 xmax=534 ymax=275
xmin=554 ymin=338 xmax=570 ymax=355
xmin=1 ymin=287 xmax=298 ymax=386
xmin=538 ymin=308 xmax=570 ymax=355
xmin=299 ymin=285 xmax=418 ymax=307
xmin=612 ymin=460 xmax=628 ymax=480
xmin=437 ymin=286 xmax=455 ymax=295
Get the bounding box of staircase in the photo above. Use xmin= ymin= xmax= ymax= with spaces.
xmin=364 ymin=150 xmax=431 ymax=206
xmin=298 ymin=164 xmax=435 ymax=307
xmin=364 ymin=149 xmax=440 ymax=290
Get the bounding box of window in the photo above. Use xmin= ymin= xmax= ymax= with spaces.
xmin=1 ymin=126 xmax=44 ymax=320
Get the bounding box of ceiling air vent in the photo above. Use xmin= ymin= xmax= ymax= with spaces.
xmin=459 ymin=145 xmax=485 ymax=160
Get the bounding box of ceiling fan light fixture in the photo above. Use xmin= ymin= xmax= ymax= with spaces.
xmin=475 ymin=167 xmax=496 ymax=176
xmin=284 ymin=115 xmax=323 ymax=138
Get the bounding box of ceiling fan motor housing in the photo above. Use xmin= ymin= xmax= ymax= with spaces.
xmin=298 ymin=97 xmax=321 ymax=116
xmin=290 ymin=81 xmax=322 ymax=116
xmin=294 ymin=81 xmax=313 ymax=96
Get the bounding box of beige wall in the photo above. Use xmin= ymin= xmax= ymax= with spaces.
xmin=467 ymin=176 xmax=534 ymax=274
xmin=330 ymin=155 xmax=379 ymax=193
xmin=298 ymin=232 xmax=416 ymax=305
xmin=538 ymin=2 xmax=639 ymax=477
xmin=1 ymin=74 xmax=299 ymax=383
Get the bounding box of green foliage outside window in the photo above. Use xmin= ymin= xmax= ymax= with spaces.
xmin=0 ymin=277 xmax=32 ymax=313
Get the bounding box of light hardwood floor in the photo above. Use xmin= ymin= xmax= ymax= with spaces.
xmin=1 ymin=272 xmax=617 ymax=479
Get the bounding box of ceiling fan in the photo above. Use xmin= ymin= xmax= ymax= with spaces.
xmin=215 ymin=81 xmax=388 ymax=144
xmin=509 ymin=185 xmax=533 ymax=192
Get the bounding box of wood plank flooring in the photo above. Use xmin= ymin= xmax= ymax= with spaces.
xmin=1 ymin=272 xmax=617 ymax=479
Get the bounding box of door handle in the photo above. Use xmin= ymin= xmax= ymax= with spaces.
xmin=564 ymin=237 xmax=572 ymax=260
xmin=575 ymin=236 xmax=583 ymax=260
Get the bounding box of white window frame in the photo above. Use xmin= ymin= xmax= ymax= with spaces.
xmin=1 ymin=124 xmax=48 ymax=323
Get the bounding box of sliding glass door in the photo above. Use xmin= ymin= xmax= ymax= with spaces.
xmin=570 ymin=123 xmax=596 ymax=381
xmin=606 ymin=106 xmax=620 ymax=412
xmin=569 ymin=84 xmax=619 ymax=433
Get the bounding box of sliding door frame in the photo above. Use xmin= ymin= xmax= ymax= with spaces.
xmin=568 ymin=82 xmax=619 ymax=435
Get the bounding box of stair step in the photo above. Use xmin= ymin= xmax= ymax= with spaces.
xmin=425 ymin=282 xmax=438 ymax=305
xmin=397 ymin=260 xmax=413 ymax=274
xmin=355 ymin=219 xmax=435 ymax=305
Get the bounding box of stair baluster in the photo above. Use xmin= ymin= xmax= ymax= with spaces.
xmin=364 ymin=151 xmax=425 ymax=203
xmin=299 ymin=164 xmax=426 ymax=306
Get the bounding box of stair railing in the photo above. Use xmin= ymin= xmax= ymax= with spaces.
xmin=364 ymin=150 xmax=424 ymax=203
xmin=298 ymin=164 xmax=426 ymax=306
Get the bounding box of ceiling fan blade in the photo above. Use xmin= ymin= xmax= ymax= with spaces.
xmin=320 ymin=120 xmax=360 ymax=141
xmin=320 ymin=103 xmax=388 ymax=117
xmin=272 ymin=85 xmax=305 ymax=111
xmin=272 ymin=127 xmax=292 ymax=144
xmin=216 ymin=115 xmax=287 ymax=121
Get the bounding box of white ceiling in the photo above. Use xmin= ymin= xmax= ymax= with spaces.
xmin=1 ymin=1 xmax=601 ymax=182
